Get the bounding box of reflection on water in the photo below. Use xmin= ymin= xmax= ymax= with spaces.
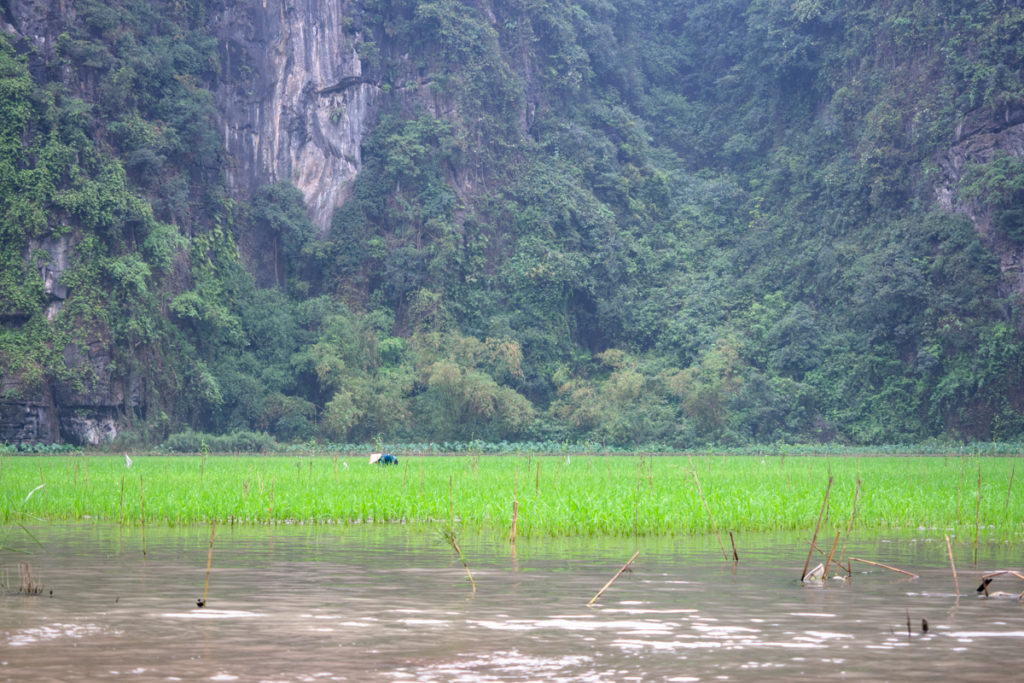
xmin=1 ymin=524 xmax=1023 ymax=681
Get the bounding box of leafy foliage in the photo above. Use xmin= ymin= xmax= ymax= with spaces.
xmin=3 ymin=0 xmax=1024 ymax=447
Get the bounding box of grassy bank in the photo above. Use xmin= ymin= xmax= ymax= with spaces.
xmin=1 ymin=453 xmax=1021 ymax=540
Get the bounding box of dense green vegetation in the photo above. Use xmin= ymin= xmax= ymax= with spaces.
xmin=2 ymin=0 xmax=1024 ymax=447
xmin=1 ymin=454 xmax=1021 ymax=540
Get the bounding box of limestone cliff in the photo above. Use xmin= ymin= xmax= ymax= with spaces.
xmin=934 ymin=103 xmax=1024 ymax=302
xmin=1 ymin=0 xmax=383 ymax=443
xmin=3 ymin=0 xmax=1023 ymax=447
xmin=214 ymin=0 xmax=380 ymax=233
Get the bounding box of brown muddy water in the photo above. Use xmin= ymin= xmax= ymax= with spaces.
xmin=1 ymin=524 xmax=1023 ymax=681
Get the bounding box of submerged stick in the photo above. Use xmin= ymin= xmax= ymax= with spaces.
xmin=850 ymin=557 xmax=918 ymax=579
xmin=729 ymin=531 xmax=739 ymax=563
xmin=200 ymin=520 xmax=216 ymax=607
xmin=588 ymin=551 xmax=640 ymax=606
xmin=945 ymin=534 xmax=959 ymax=596
xmin=801 ymin=476 xmax=833 ymax=582
xmin=691 ymin=470 xmax=729 ymax=561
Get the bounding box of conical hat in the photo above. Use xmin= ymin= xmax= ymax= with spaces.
xmin=369 ymin=453 xmax=383 ymax=464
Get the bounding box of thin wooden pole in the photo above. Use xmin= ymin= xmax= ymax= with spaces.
xmin=1005 ymin=463 xmax=1016 ymax=514
xmin=200 ymin=521 xmax=216 ymax=607
xmin=510 ymin=466 xmax=519 ymax=552
xmin=691 ymin=470 xmax=729 ymax=561
xmin=801 ymin=476 xmax=833 ymax=582
xmin=974 ymin=464 xmax=982 ymax=566
xmin=140 ymin=474 xmax=146 ymax=557
xmin=119 ymin=474 xmax=125 ymax=527
xmin=956 ymin=460 xmax=965 ymax=524
xmin=823 ymin=531 xmax=841 ymax=578
xmin=837 ymin=477 xmax=861 ymax=572
xmin=510 ymin=500 xmax=518 ymax=545
xmin=588 ymin=551 xmax=639 ymax=606
xmin=944 ymin=534 xmax=959 ymax=596
xmin=729 ymin=531 xmax=739 ymax=563
xmin=634 ymin=460 xmax=641 ymax=539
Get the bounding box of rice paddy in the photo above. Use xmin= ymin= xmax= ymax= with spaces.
xmin=1 ymin=452 xmax=1021 ymax=541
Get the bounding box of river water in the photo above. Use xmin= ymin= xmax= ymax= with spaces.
xmin=1 ymin=524 xmax=1022 ymax=681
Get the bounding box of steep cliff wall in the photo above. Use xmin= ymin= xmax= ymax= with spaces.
xmin=3 ymin=0 xmax=1024 ymax=447
xmin=2 ymin=0 xmax=385 ymax=443
xmin=934 ymin=103 xmax=1024 ymax=302
xmin=1 ymin=2 xmax=129 ymax=446
xmin=214 ymin=0 xmax=380 ymax=233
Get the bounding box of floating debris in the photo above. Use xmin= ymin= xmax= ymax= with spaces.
xmin=976 ymin=570 xmax=1024 ymax=599
xmin=803 ymin=563 xmax=825 ymax=585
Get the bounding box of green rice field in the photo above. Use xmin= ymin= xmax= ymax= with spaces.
xmin=1 ymin=453 xmax=1022 ymax=540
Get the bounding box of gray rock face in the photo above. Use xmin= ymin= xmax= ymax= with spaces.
xmin=53 ymin=338 xmax=124 ymax=409
xmin=31 ymin=233 xmax=71 ymax=321
xmin=0 ymin=401 xmax=55 ymax=445
xmin=60 ymin=410 xmax=119 ymax=446
xmin=934 ymin=103 xmax=1024 ymax=299
xmin=213 ymin=0 xmax=380 ymax=233
xmin=1 ymin=0 xmax=64 ymax=49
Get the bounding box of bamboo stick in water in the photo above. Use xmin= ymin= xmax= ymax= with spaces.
xmin=801 ymin=476 xmax=833 ymax=582
xmin=850 ymin=557 xmax=918 ymax=578
xmin=945 ymin=534 xmax=959 ymax=596
xmin=588 ymin=551 xmax=640 ymax=606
